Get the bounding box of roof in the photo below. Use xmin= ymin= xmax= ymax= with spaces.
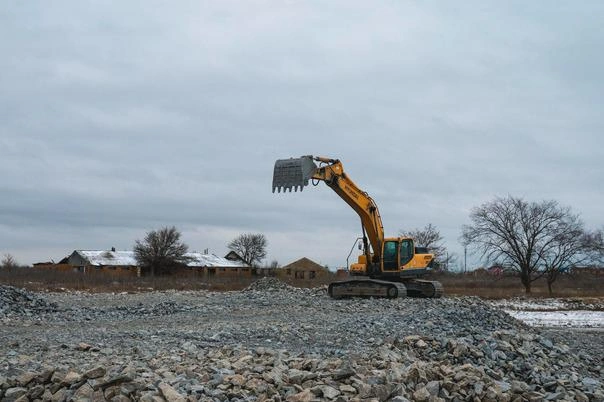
xmin=281 ymin=257 xmax=326 ymax=271
xmin=224 ymin=250 xmax=249 ymax=264
xmin=73 ymin=250 xmax=248 ymax=268
xmin=76 ymin=250 xmax=137 ymax=266
xmin=185 ymin=252 xmax=248 ymax=268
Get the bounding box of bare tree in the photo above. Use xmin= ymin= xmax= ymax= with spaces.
xmin=462 ymin=196 xmax=590 ymax=293
xmin=1 ymin=254 xmax=18 ymax=272
xmin=400 ymin=223 xmax=450 ymax=269
xmin=133 ymin=226 xmax=191 ymax=276
xmin=539 ymin=216 xmax=594 ymax=295
xmin=584 ymin=228 xmax=604 ymax=264
xmin=228 ymin=233 xmax=267 ymax=267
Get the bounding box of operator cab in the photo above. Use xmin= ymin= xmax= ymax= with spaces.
xmin=382 ymin=239 xmax=414 ymax=271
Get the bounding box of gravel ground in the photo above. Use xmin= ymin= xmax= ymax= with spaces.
xmin=1 ymin=279 xmax=603 ymax=402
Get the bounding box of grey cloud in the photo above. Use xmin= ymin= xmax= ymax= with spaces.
xmin=1 ymin=1 xmax=603 ymax=268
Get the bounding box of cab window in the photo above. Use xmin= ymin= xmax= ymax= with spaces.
xmin=399 ymin=239 xmax=413 ymax=266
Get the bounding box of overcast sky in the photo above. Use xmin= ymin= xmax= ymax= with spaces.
xmin=1 ymin=1 xmax=603 ymax=270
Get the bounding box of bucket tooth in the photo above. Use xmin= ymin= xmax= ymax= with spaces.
xmin=272 ymin=156 xmax=318 ymax=193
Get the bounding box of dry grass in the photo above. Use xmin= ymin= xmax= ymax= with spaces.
xmin=1 ymin=267 xmax=603 ymax=299
xmin=0 ymin=267 xmax=256 ymax=293
xmin=431 ymin=271 xmax=604 ymax=299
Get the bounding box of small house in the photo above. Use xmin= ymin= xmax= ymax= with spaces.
xmin=65 ymin=249 xmax=141 ymax=277
xmin=278 ymin=257 xmax=332 ymax=281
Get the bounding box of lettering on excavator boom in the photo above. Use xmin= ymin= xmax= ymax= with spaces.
xmin=344 ymin=184 xmax=360 ymax=200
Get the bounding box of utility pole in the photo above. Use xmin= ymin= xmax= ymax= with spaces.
xmin=464 ymin=246 xmax=467 ymax=273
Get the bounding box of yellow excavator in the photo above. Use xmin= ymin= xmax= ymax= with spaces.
xmin=272 ymin=155 xmax=443 ymax=299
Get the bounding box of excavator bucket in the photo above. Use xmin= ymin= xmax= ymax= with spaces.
xmin=272 ymin=156 xmax=318 ymax=193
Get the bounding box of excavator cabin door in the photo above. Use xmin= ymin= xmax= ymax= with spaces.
xmin=382 ymin=240 xmax=398 ymax=271
xmin=399 ymin=239 xmax=414 ymax=267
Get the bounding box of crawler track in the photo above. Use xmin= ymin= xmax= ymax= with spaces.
xmin=403 ymin=279 xmax=444 ymax=298
xmin=328 ymin=279 xmax=407 ymax=299
xmin=328 ymin=278 xmax=443 ymax=299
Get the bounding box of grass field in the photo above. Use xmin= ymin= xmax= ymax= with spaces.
xmin=436 ymin=272 xmax=604 ymax=298
xmin=1 ymin=267 xmax=603 ymax=298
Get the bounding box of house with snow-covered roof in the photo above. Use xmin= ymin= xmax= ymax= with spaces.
xmin=65 ymin=248 xmax=140 ymax=277
xmin=40 ymin=248 xmax=252 ymax=278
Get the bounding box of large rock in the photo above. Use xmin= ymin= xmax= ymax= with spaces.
xmin=3 ymin=387 xmax=27 ymax=402
xmin=158 ymin=382 xmax=185 ymax=402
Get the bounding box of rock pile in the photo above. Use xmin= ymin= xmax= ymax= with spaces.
xmin=0 ymin=285 xmax=57 ymax=319
xmin=0 ymin=285 xmax=602 ymax=401
xmin=1 ymin=338 xmax=602 ymax=401
xmin=243 ymin=277 xmax=297 ymax=292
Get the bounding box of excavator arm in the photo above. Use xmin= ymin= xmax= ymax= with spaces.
xmin=272 ymin=156 xmax=384 ymax=266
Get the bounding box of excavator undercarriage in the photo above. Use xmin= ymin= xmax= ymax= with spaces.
xmin=328 ymin=278 xmax=443 ymax=299
xmin=328 ymin=279 xmax=407 ymax=299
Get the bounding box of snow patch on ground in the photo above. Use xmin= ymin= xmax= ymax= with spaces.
xmin=492 ymin=299 xmax=567 ymax=311
xmin=504 ymin=310 xmax=604 ymax=328
xmin=490 ymin=298 xmax=604 ymax=328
